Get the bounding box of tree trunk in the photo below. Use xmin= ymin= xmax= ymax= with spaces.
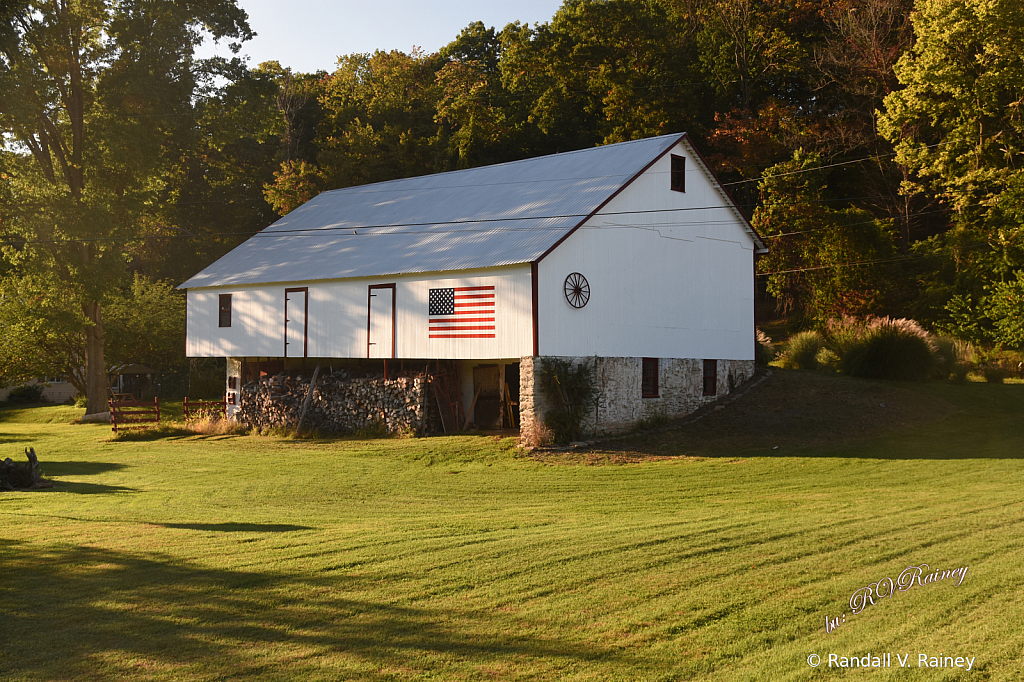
xmin=83 ymin=300 xmax=106 ymax=413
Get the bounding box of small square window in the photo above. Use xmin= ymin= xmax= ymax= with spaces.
xmin=642 ymin=357 xmax=659 ymax=398
xmin=219 ymin=294 xmax=232 ymax=328
xmin=703 ymin=359 xmax=717 ymax=396
xmin=670 ymin=155 xmax=686 ymax=192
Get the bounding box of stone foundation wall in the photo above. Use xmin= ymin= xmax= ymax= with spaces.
xmin=520 ymin=356 xmax=755 ymax=440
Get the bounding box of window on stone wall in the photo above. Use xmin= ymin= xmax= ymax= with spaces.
xmin=219 ymin=294 xmax=232 ymax=328
xmin=642 ymin=357 xmax=659 ymax=398
xmin=703 ymin=359 xmax=717 ymax=396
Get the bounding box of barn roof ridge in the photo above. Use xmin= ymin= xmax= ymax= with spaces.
xmin=314 ymin=132 xmax=686 ymax=196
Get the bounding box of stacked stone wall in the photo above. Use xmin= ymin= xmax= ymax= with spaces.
xmin=520 ymin=356 xmax=755 ymax=439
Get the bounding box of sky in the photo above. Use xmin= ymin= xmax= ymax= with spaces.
xmin=196 ymin=0 xmax=566 ymax=74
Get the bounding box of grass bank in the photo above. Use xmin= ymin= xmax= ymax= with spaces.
xmin=1 ymin=371 xmax=1022 ymax=680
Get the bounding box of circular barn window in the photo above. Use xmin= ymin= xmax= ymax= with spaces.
xmin=564 ymin=272 xmax=590 ymax=308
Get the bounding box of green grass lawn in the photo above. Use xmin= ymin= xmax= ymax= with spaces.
xmin=1 ymin=374 xmax=1023 ymax=681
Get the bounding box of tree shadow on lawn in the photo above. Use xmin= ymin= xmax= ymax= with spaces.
xmin=42 ymin=461 xmax=128 ymax=476
xmin=15 ymin=480 xmax=140 ymax=495
xmin=157 ymin=522 xmax=313 ymax=532
xmin=0 ymin=541 xmax=631 ymax=680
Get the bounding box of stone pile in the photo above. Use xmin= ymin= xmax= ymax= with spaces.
xmin=237 ymin=370 xmax=430 ymax=435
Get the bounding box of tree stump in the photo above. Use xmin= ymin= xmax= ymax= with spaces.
xmin=0 ymin=448 xmax=53 ymax=491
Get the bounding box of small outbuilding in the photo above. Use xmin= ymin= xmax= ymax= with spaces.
xmin=179 ymin=133 xmax=766 ymax=436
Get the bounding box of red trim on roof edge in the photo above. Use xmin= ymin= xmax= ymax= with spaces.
xmin=535 ymin=134 xmax=686 ymax=264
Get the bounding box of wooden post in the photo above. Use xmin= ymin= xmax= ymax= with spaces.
xmin=295 ymin=363 xmax=321 ymax=437
xmin=463 ymin=384 xmax=483 ymax=431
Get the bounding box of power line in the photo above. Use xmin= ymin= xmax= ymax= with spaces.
xmin=0 ymin=201 xmax=961 ymax=248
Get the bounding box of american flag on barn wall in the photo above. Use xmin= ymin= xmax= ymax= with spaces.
xmin=429 ymin=286 xmax=496 ymax=339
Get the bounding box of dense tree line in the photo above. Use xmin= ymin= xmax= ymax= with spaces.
xmin=2 ymin=0 xmax=1022 ymax=408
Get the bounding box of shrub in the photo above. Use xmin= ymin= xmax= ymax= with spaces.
xmin=840 ymin=317 xmax=936 ymax=381
xmin=6 ymin=384 xmax=46 ymax=404
xmin=950 ymin=363 xmax=971 ymax=384
xmin=815 ymin=347 xmax=841 ymax=372
xmin=539 ymin=358 xmax=598 ymax=443
xmin=755 ymin=328 xmax=776 ymax=366
xmin=778 ymin=331 xmax=824 ymax=370
xmin=981 ymin=364 xmax=1008 ymax=384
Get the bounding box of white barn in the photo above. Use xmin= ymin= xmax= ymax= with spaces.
xmin=180 ymin=133 xmax=766 ymax=435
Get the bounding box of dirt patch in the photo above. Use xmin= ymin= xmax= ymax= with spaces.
xmin=547 ymin=369 xmax=959 ymax=461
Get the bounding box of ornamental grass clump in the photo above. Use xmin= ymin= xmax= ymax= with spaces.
xmin=824 ymin=315 xmax=869 ymax=360
xmin=840 ymin=317 xmax=936 ymax=381
xmin=778 ymin=331 xmax=824 ymax=370
xmin=755 ymin=328 xmax=776 ymax=366
xmin=932 ymin=336 xmax=975 ymax=382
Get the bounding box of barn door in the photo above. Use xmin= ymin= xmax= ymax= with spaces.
xmin=284 ymin=288 xmax=308 ymax=357
xmin=367 ymin=284 xmax=396 ymax=358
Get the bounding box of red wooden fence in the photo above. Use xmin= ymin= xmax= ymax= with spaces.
xmin=183 ymin=396 xmax=226 ymax=421
xmin=109 ymin=397 xmax=160 ymax=433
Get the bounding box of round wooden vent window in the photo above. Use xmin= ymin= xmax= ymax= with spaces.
xmin=564 ymin=272 xmax=590 ymax=308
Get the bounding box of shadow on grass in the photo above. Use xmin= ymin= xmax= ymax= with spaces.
xmin=157 ymin=522 xmax=313 ymax=532
xmin=0 ymin=541 xmax=631 ymax=680
xmin=42 ymin=461 xmax=128 ymax=476
xmin=46 ymin=481 xmax=140 ymax=495
xmin=595 ymin=374 xmax=1024 ymax=461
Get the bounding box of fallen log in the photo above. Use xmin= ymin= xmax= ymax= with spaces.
xmin=1 ymin=448 xmax=53 ymax=491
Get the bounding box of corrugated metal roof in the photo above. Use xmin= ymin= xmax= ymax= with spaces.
xmin=180 ymin=134 xmax=690 ymax=289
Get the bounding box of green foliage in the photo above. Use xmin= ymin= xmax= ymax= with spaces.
xmin=0 ymin=0 xmax=252 ymax=412
xmin=753 ymin=150 xmax=897 ymax=323
xmin=0 ymin=273 xmax=185 ymax=395
xmin=104 ymin=275 xmax=187 ymax=372
xmin=986 ymin=272 xmax=1024 ymax=349
xmin=538 ymin=358 xmax=598 ymax=443
xmin=5 ymin=383 xmax=45 ymax=404
xmin=778 ymin=331 xmax=824 ymax=370
xmin=263 ymin=160 xmax=327 ymax=216
xmin=981 ymin=365 xmax=1008 ymax=384
xmin=938 ymin=272 xmax=1024 ymax=349
xmin=815 ymin=347 xmax=841 ymax=372
xmin=878 ymin=0 xmax=1024 ymax=325
xmin=840 ymin=318 xmax=936 ymax=381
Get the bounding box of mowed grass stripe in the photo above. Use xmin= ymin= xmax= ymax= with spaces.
xmin=2 ymin=379 xmax=1023 ymax=680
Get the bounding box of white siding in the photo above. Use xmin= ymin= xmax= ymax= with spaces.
xmin=537 ymin=139 xmax=755 ymax=360
xmin=186 ymin=265 xmax=533 ymax=360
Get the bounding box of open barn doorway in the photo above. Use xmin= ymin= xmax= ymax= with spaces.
xmin=464 ymin=361 xmax=520 ymax=431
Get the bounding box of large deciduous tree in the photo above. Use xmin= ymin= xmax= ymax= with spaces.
xmin=753 ymin=150 xmax=898 ymax=323
xmin=0 ymin=0 xmax=251 ymax=412
xmin=878 ymin=0 xmax=1024 ymax=335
